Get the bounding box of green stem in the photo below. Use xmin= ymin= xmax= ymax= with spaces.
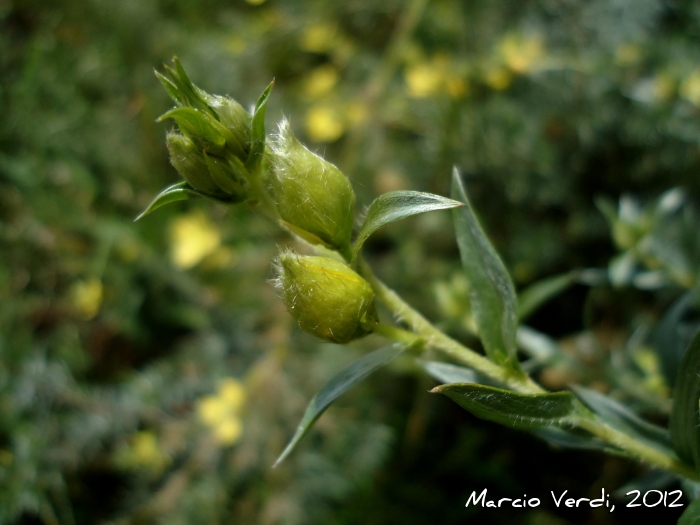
xmin=374 ymin=322 xmax=424 ymax=347
xmin=359 ymin=256 xmax=700 ymax=480
xmin=573 ymin=414 xmax=700 ymax=481
xmin=359 ymin=257 xmax=543 ymax=395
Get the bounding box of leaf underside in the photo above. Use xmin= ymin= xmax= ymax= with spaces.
xmin=451 ymin=169 xmax=520 ymax=372
xmin=353 ymin=190 xmax=464 ymax=258
xmin=273 ymin=344 xmax=406 ymax=467
xmin=433 ymin=382 xmax=576 ymax=429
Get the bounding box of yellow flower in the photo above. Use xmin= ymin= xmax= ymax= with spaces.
xmin=680 ymin=70 xmax=700 ymax=106
xmin=499 ymin=34 xmax=544 ymax=74
xmin=484 ymin=67 xmax=512 ymax=91
xmin=70 ymin=278 xmax=103 ymax=319
xmin=405 ymin=59 xmax=445 ymax=98
xmin=300 ymin=23 xmax=338 ymax=53
xmin=169 ymin=210 xmax=221 ymax=269
xmin=214 ymin=418 xmax=243 ymax=444
xmin=245 ymin=0 xmax=266 ymax=4
xmin=196 ymin=378 xmax=247 ymax=446
xmin=305 ymin=105 xmax=345 ymax=142
xmin=303 ymin=64 xmax=339 ymax=98
xmin=114 ymin=431 xmax=170 ymax=473
xmin=218 ymin=377 xmax=246 ymax=409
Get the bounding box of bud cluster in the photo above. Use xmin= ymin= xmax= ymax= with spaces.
xmin=148 ymin=58 xmax=378 ymax=345
xmin=155 ymin=57 xmax=257 ymax=203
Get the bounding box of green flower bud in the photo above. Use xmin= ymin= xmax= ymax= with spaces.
xmin=167 ymin=133 xmax=249 ymax=202
xmin=270 ymin=120 xmax=355 ymax=251
xmin=274 ymin=252 xmax=378 ymax=344
xmin=207 ymin=95 xmax=252 ymax=156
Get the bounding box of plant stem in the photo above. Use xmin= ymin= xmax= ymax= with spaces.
xmin=360 ymin=256 xmax=700 ymax=480
xmin=359 ymin=257 xmax=544 ymax=395
xmin=573 ymin=414 xmax=700 ymax=481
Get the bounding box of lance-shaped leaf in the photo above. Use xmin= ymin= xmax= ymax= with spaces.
xmin=679 ymin=499 xmax=700 ymax=525
xmin=670 ymin=330 xmax=700 ymax=469
xmin=432 ymin=383 xmax=576 ymax=429
xmin=353 ymin=191 xmax=464 ymax=259
xmin=246 ymin=80 xmax=274 ymax=170
xmin=571 ymin=385 xmax=674 ymax=456
xmin=274 ymin=344 xmax=406 ymax=467
xmin=518 ymin=271 xmax=578 ymax=321
xmin=451 ymin=169 xmax=520 ymax=371
xmin=135 ymin=182 xmax=192 ymax=221
xmin=419 ymin=360 xmax=477 ymax=384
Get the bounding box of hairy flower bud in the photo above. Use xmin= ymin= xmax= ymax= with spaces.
xmin=274 ymin=252 xmax=377 ymax=344
xmin=270 ymin=120 xmax=355 ymax=251
xmin=167 ymin=133 xmax=249 ymax=201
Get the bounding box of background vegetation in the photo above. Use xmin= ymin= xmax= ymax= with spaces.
xmin=2 ymin=0 xmax=700 ymax=523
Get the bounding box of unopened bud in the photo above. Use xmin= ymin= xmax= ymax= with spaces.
xmin=167 ymin=133 xmax=249 ymax=201
xmin=270 ymin=120 xmax=355 ymax=251
xmin=274 ymin=252 xmax=377 ymax=344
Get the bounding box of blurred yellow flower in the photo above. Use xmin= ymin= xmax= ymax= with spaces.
xmin=680 ymin=70 xmax=700 ymax=106
xmin=70 ymin=277 xmax=103 ymax=319
xmin=245 ymin=0 xmax=267 ymax=4
xmin=615 ymin=43 xmax=643 ymax=67
xmin=484 ymin=67 xmax=512 ymax=91
xmin=169 ymin=210 xmax=221 ymax=269
xmin=300 ymin=23 xmax=338 ymax=53
xmin=305 ymin=105 xmax=345 ymax=142
xmin=446 ymin=76 xmax=468 ymax=99
xmin=405 ymin=60 xmax=444 ymax=98
xmin=197 ymin=378 xmax=247 ymax=446
xmin=114 ymin=431 xmax=171 ymax=473
xmin=499 ymin=34 xmax=544 ymax=74
xmin=303 ymin=64 xmax=339 ymax=98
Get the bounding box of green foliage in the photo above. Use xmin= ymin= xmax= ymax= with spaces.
xmin=432 ymin=384 xmax=577 ymax=429
xmin=3 ymin=0 xmax=700 ymax=523
xmin=451 ymin=170 xmax=521 ymax=372
xmin=353 ymin=190 xmax=464 ymax=258
xmin=275 ymin=344 xmax=406 ymax=466
xmin=671 ymin=331 xmax=700 ymax=471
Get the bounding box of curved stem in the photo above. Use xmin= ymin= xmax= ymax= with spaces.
xmin=359 ymin=256 xmax=544 ymax=395
xmin=360 ymin=256 xmax=700 ymax=480
xmin=573 ymin=414 xmax=700 ymax=481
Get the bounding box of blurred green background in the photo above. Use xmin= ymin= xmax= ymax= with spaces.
xmin=3 ymin=0 xmax=700 ymax=523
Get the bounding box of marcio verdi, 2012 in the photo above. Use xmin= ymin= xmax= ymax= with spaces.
xmin=465 ymin=487 xmax=688 ymax=512
xmin=465 ymin=488 xmax=617 ymax=513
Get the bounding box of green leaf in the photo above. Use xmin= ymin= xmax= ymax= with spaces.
xmin=451 ymin=169 xmax=520 ymax=371
xmin=246 ymin=80 xmax=275 ymax=166
xmin=246 ymin=80 xmax=274 ymax=170
xmin=158 ymin=107 xmax=227 ymax=153
xmin=653 ymin=291 xmax=700 ymax=388
xmin=518 ymin=271 xmax=578 ymax=321
xmin=273 ymin=344 xmax=406 ymax=467
xmin=679 ymin=499 xmax=700 ymax=525
xmin=670 ymin=330 xmax=700 ymax=470
xmin=155 ymin=70 xmax=183 ymax=106
xmin=571 ymin=385 xmax=674 ymax=455
xmin=353 ymin=191 xmax=464 ymax=258
xmin=419 ymin=360 xmax=477 ymax=384
xmin=134 ymin=182 xmax=191 ymax=221
xmin=432 ymin=383 xmax=576 ymax=429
